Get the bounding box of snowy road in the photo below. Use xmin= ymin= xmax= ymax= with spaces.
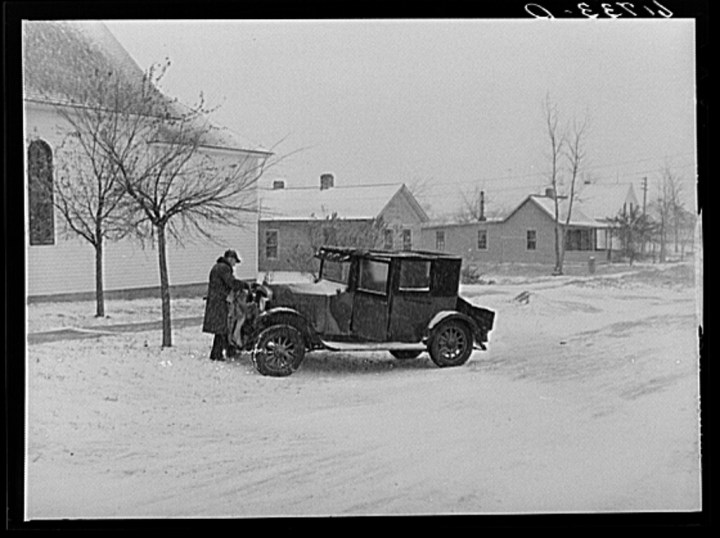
xmin=25 ymin=267 xmax=701 ymax=518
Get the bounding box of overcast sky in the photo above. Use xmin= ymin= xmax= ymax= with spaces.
xmin=103 ymin=19 xmax=697 ymax=217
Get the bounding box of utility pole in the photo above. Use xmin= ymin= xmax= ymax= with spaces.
xmin=640 ymin=176 xmax=648 ymax=257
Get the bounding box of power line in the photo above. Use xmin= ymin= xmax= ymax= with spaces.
xmin=581 ymin=152 xmax=695 ymax=171
xmin=415 ymin=162 xmax=696 ymax=194
xmin=421 ymin=151 xmax=696 ymax=186
xmin=259 ymin=181 xmax=401 ymax=191
xmin=259 ymin=157 xmax=695 ymax=193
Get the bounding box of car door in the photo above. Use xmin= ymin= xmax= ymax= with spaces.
xmin=351 ymin=257 xmax=390 ymax=341
xmin=388 ymin=258 xmax=453 ymax=342
xmin=321 ymin=258 xmax=354 ymax=336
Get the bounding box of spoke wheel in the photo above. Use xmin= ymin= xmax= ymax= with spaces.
xmin=252 ymin=325 xmax=305 ymax=377
xmin=429 ymin=320 xmax=473 ymax=367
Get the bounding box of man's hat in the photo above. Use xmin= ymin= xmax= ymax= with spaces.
xmin=224 ymin=249 xmax=241 ymax=262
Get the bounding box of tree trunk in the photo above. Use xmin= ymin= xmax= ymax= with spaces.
xmin=553 ymin=221 xmax=563 ymax=275
xmin=94 ymin=234 xmax=105 ymax=317
xmin=558 ymin=226 xmax=567 ymax=273
xmin=659 ymin=217 xmax=666 ymax=263
xmin=157 ymin=224 xmax=172 ymax=347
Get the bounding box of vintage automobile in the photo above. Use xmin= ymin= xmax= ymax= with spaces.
xmin=241 ymin=246 xmax=495 ymax=376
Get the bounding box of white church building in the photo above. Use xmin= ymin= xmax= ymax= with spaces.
xmin=23 ymin=21 xmax=270 ymax=300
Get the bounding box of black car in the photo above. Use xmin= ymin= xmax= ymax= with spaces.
xmin=242 ymin=246 xmax=495 ymax=376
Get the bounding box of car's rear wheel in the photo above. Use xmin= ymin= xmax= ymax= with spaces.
xmin=428 ymin=320 xmax=473 ymax=367
xmin=389 ymin=349 xmax=423 ymax=360
xmin=252 ymin=325 xmax=305 ymax=377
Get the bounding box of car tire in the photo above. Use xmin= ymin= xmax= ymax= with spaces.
xmin=389 ymin=349 xmax=423 ymax=360
xmin=428 ymin=320 xmax=473 ymax=368
xmin=252 ymin=324 xmax=305 ymax=377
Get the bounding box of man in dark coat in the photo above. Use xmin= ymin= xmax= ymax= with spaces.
xmin=203 ymin=249 xmax=249 ymax=361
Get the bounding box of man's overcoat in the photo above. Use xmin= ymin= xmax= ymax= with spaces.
xmin=202 ymin=257 xmax=246 ymax=334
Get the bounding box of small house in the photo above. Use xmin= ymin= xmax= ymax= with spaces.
xmin=420 ymin=183 xmax=639 ymax=265
xmin=258 ymin=175 xmax=429 ymax=272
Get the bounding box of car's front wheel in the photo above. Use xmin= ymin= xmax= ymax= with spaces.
xmin=428 ymin=320 xmax=473 ymax=367
xmin=252 ymin=325 xmax=305 ymax=377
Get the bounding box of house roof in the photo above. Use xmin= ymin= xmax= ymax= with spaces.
xmin=259 ymin=183 xmax=416 ymax=221
xmin=23 ymin=21 xmax=269 ymax=155
xmin=23 ymin=21 xmax=148 ymax=102
xmin=527 ymin=195 xmax=604 ymax=227
xmin=422 ymin=218 xmax=503 ymax=229
xmin=434 ymin=183 xmax=637 ymax=229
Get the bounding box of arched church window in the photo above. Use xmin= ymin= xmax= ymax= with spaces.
xmin=27 ymin=139 xmax=55 ymax=245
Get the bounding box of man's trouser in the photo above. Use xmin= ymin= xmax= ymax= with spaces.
xmin=210 ymin=333 xmax=229 ymax=360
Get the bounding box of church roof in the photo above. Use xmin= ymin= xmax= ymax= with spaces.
xmin=23 ymin=21 xmax=268 ymax=155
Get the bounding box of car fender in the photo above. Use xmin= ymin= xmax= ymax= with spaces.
xmin=424 ymin=310 xmax=480 ymax=343
xmin=256 ymin=307 xmax=317 ymax=346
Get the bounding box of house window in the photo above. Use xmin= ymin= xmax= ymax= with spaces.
xmin=565 ymin=229 xmax=594 ymax=251
xmin=384 ymin=229 xmax=394 ymax=250
xmin=358 ymin=259 xmax=389 ymax=295
xmin=402 ymin=229 xmax=412 ymax=251
xmin=399 ymin=260 xmax=431 ymax=291
xmin=436 ymin=230 xmax=445 ymax=251
xmin=265 ymin=230 xmax=278 ymax=259
xmin=27 ymin=140 xmax=55 ymax=246
xmin=477 ymin=229 xmax=487 ymax=250
xmin=526 ymin=230 xmax=537 ymax=250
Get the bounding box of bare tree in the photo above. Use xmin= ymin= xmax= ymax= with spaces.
xmin=49 ymin=60 xmax=268 ymax=347
xmin=608 ymin=205 xmax=657 ymax=266
xmin=669 ymin=176 xmax=689 ymax=255
xmin=284 ymin=214 xmax=387 ymax=278
xmin=48 ymin=133 xmax=132 ymax=316
xmin=452 ymin=185 xmax=512 ymax=224
xmin=407 ymin=176 xmax=435 ymax=217
xmin=27 ymin=28 xmax=152 ymax=318
xmin=675 ymin=206 xmax=696 ymax=260
xmin=655 ymin=165 xmax=684 ymax=263
xmin=541 ymin=95 xmax=590 ymax=275
xmin=454 ymin=185 xmax=487 ymax=223
xmin=558 ymin=115 xmax=589 ymax=272
xmin=543 ymin=95 xmax=566 ymax=275
xmin=36 ymin=57 xmax=158 ymax=317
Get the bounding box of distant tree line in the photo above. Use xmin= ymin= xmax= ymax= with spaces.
xmin=609 ymin=164 xmax=695 ymax=265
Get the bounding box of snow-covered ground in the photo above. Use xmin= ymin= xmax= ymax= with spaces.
xmin=24 ymin=262 xmax=702 ymax=518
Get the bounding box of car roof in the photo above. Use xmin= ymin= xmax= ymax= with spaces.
xmin=316 ymin=245 xmax=461 ymax=262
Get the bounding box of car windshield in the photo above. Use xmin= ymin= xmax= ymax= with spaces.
xmin=321 ymin=259 xmax=350 ymax=284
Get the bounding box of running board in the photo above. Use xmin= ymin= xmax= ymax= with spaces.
xmin=320 ymin=340 xmax=426 ymax=352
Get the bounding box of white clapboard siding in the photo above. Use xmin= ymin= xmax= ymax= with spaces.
xmin=27 ymin=210 xmax=258 ymax=295
xmin=25 ymin=101 xmax=263 ymax=296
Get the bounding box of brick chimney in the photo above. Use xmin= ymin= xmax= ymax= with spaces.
xmin=545 ymin=187 xmax=555 ymax=198
xmin=272 ymin=179 xmax=285 ymax=190
xmin=478 ymin=190 xmax=486 ymax=221
xmin=320 ymin=173 xmax=335 ymax=190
